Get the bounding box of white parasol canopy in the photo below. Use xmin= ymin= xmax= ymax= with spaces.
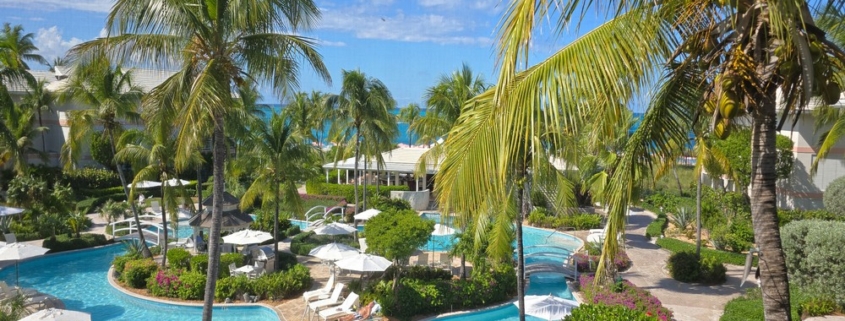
xmin=353 ymin=208 xmax=381 ymax=221
xmin=163 ymin=178 xmax=191 ymax=187
xmin=0 ymin=243 xmax=50 ymax=284
xmin=334 ymin=253 xmax=392 ymax=272
xmin=309 ymin=242 xmax=359 ymax=261
xmin=222 ymin=229 xmax=273 ymax=245
xmin=431 ymin=224 xmax=456 ymax=236
xmin=0 ymin=206 xmax=24 ymax=217
xmin=20 ymin=308 xmax=91 ymax=321
xmin=313 ymin=222 xmax=357 ymax=236
xmin=515 ymin=294 xmax=580 ymax=320
xmin=127 ymin=180 xmax=162 ymax=189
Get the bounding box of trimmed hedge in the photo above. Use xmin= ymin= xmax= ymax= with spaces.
xmin=63 ymin=168 xmax=121 ymax=190
xmin=166 ymin=248 xmax=192 ymax=269
xmin=42 ymin=234 xmax=112 ymax=253
xmin=526 ymin=208 xmax=603 ymax=230
xmin=645 ymin=216 xmax=668 ymax=240
xmin=656 ymin=237 xmax=755 ymax=266
xmin=565 ymin=304 xmax=658 ymax=321
xmin=781 ymin=220 xmax=845 ymax=307
xmin=667 ymin=251 xmax=726 ymax=284
xmin=306 ymin=180 xmax=409 ymax=202
xmin=123 ymin=259 xmax=159 ymax=288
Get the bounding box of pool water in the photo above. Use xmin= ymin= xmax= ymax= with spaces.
xmin=145 ymin=223 xmax=193 ymax=240
xmin=0 ymin=244 xmax=278 ymax=321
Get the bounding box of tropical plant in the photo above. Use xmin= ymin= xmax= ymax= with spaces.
xmin=669 ymin=207 xmax=695 ymax=233
xmin=18 ymin=78 xmax=53 ymax=154
xmin=365 ymin=209 xmax=434 ymax=292
xmin=70 ymin=1 xmax=331 ymax=318
xmin=99 ymin=199 xmax=129 ymax=230
xmin=0 ymin=93 xmax=45 ymax=176
xmin=327 ymin=69 xmax=397 ymax=214
xmin=0 ymin=292 xmax=26 ymax=321
xmin=283 ymin=90 xmax=330 ymax=157
xmin=414 ymin=63 xmax=487 ymax=145
xmin=823 ymin=176 xmax=845 ymax=217
xmin=238 ymin=112 xmax=315 ymax=255
xmin=463 ymin=1 xmax=845 ymax=319
xmin=66 ymin=209 xmax=89 ymax=238
xmin=398 ymin=103 xmax=421 ymax=145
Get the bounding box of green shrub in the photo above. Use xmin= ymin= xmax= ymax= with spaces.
xmin=190 ymin=254 xmax=209 ymax=273
xmin=122 ymin=259 xmax=158 ymax=288
xmin=525 ymin=208 xmax=602 ymax=230
xmin=276 ymin=251 xmax=298 ymax=271
xmin=668 ymin=251 xmax=701 ymax=283
xmin=699 ymin=256 xmax=727 ymax=284
xmin=382 ymin=265 xmax=452 ymax=282
xmin=176 ymin=271 xmax=206 ymax=300
xmin=251 ymin=264 xmax=312 ymax=300
xmin=306 ymin=180 xmax=408 ymax=202
xmin=215 ymin=275 xmax=252 ymax=301
xmin=42 ymin=234 xmax=111 ymax=253
xmin=824 ymin=176 xmax=845 ymax=217
xmin=147 ymin=269 xmax=181 ymax=298
xmin=798 ymin=297 xmax=837 ymax=317
xmin=112 ymin=255 xmax=134 ymax=275
xmin=284 ymin=225 xmax=301 ymax=238
xmin=62 ymin=168 xmax=121 ymax=190
xmin=166 ymin=248 xmax=192 ymax=270
xmin=564 ymin=304 xmax=659 ymax=321
xmin=721 ymin=288 xmax=806 ymax=321
xmin=645 ymin=217 xmax=668 ymax=240
xmin=219 ymin=253 xmax=244 ymax=278
xmin=656 ymin=237 xmax=754 ymax=266
xmin=778 ymin=208 xmax=843 ymax=226
xmin=781 ymin=220 xmax=845 ymax=306
xmin=578 ymin=274 xmax=672 ymax=320
xmin=709 ymin=221 xmax=754 ymax=253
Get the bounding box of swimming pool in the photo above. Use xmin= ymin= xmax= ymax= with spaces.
xmin=291 ymin=219 xmax=365 ymax=233
xmin=0 ymin=244 xmax=279 ymax=320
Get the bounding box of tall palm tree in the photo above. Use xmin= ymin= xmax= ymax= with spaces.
xmin=239 ymin=113 xmax=314 ymax=254
xmin=20 ymin=79 xmax=53 ymax=153
xmin=59 ymin=60 xmax=152 ymax=257
xmin=0 ymin=97 xmax=46 ymax=176
xmin=327 ymin=69 xmax=396 ymax=214
xmin=398 ymin=103 xmax=421 ymax=145
xmin=414 ymin=63 xmax=488 ymax=145
xmin=452 ymin=1 xmax=845 ymax=319
xmin=68 ymin=1 xmax=331 ymax=318
xmin=283 ymin=90 xmax=330 ymax=160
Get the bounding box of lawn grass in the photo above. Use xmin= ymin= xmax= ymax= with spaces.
xmin=721 ymin=288 xmax=806 ymax=321
xmin=656 ymin=237 xmax=757 ymax=266
xmin=652 ymin=165 xmax=695 ymax=197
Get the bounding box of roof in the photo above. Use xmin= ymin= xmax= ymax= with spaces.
xmin=322 ymin=147 xmax=439 ymax=174
xmin=5 ymin=68 xmax=175 ymax=94
xmin=188 ymin=209 xmax=254 ymax=230
xmin=201 ymin=192 xmax=241 ymax=207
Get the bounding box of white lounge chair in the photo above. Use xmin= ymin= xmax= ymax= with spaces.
xmin=415 ymin=253 xmax=429 ymax=266
xmin=150 ymin=201 xmax=162 ymax=215
xmin=229 ymin=263 xmax=238 ymax=277
xmin=358 ymin=238 xmax=368 ymax=253
xmin=318 ymin=292 xmax=359 ymax=321
xmin=306 ymin=283 xmax=345 ymax=320
xmin=303 ymin=273 xmax=336 ymax=302
xmin=168 ymin=236 xmax=194 ymax=249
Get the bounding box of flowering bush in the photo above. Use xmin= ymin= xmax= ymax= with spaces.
xmin=565 ymin=304 xmax=659 ymax=321
xmin=573 ymin=252 xmax=632 ymax=272
xmin=579 ymin=274 xmax=673 ymax=321
xmin=122 ymin=259 xmax=158 ymax=288
xmin=147 ymin=269 xmax=183 ymax=298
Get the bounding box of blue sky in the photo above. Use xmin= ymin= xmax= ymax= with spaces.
xmin=0 ymin=0 xmax=599 ymax=107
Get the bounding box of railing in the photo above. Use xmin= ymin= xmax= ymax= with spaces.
xmin=109 ymin=217 xmax=165 ymax=245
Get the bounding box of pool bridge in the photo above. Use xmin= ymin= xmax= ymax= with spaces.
xmin=517 ymin=244 xmax=578 ymax=280
xmin=302 ymin=205 xmax=344 ymax=231
xmin=108 ymin=214 xmax=168 ymax=245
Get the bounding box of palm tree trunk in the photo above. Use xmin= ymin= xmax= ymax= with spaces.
xmin=673 ymin=167 xmax=683 ymax=195
xmin=750 ymin=94 xmax=792 ymax=321
xmin=107 ymin=129 xmax=151 ymax=258
xmin=202 ymin=122 xmax=226 ymax=321
xmin=274 ymin=178 xmax=280 ymax=255
xmin=353 ymin=130 xmax=361 ymax=214
xmin=38 ymin=109 xmax=46 ymax=153
xmin=516 ymin=170 xmax=527 ymax=321
xmin=363 ymin=155 xmax=369 ymax=209
xmin=460 ymin=254 xmax=466 ymax=280
xmin=160 ymin=182 xmax=168 ymax=268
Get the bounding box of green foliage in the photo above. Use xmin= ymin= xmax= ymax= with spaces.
xmin=667 ymin=251 xmax=701 ymax=283
xmin=669 ymin=207 xmax=694 ymax=231
xmin=526 ymin=208 xmax=603 ymax=230
xmin=700 ymin=256 xmax=728 ymax=284
xmin=721 ymin=288 xmax=806 ymax=321
xmin=62 ymin=168 xmax=121 ymax=190
xmin=190 ymin=254 xmax=209 ymax=274
xmin=564 ymin=304 xmax=659 ymax=321
xmin=382 ymin=265 xmax=452 ymax=282
xmin=219 ymin=253 xmax=244 ymax=278
xmin=306 ymin=180 xmax=408 ymax=202
xmin=370 ymin=196 xmax=412 ymax=211
xmin=122 ymin=259 xmax=158 ymax=288
xmin=90 ymin=131 xmax=116 ymax=169
xmin=578 ymin=274 xmax=673 ymax=320
xmin=250 ymin=264 xmax=312 ymax=300
xmin=276 ymin=251 xmax=298 ymax=270
xmin=709 ymin=221 xmax=754 ymax=253
xmin=284 ymin=225 xmax=301 ymax=238
xmin=166 ymin=248 xmax=192 ymax=270
xmin=713 ymin=129 xmax=794 ymax=189
xmin=214 ymin=275 xmax=252 ymax=301
xmin=42 ymin=233 xmax=111 ymax=253
xmin=798 ymin=297 xmax=837 ymax=317
xmin=656 ymin=237 xmax=755 ymax=266
xmin=823 ymin=176 xmax=845 ymax=217
xmin=112 ymin=254 xmax=134 ymax=275
xmin=645 ymin=217 xmax=668 ymax=240
xmin=781 ymin=220 xmax=845 ymax=306
xmin=778 ymin=208 xmax=844 ymax=226
xmin=175 ymin=271 xmax=206 ymax=300
xmin=365 ymin=209 xmax=434 ymax=261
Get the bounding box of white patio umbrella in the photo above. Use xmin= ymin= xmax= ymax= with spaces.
xmin=0 ymin=243 xmax=50 ymax=285
xmin=0 ymin=206 xmax=23 ymax=216
xmin=353 ymin=208 xmax=381 ymax=221
xmin=127 ymin=180 xmax=162 ymax=189
xmin=431 ymin=224 xmax=456 ymax=236
xmin=222 ymin=229 xmax=273 ymax=245
xmin=313 ymin=222 xmax=357 ymax=236
xmin=20 ymin=308 xmax=91 ymax=321
xmin=334 ymin=253 xmax=392 ymax=272
xmin=309 ymin=242 xmax=359 ymax=261
xmin=515 ymin=294 xmax=580 ymax=320
xmin=162 ymin=178 xmax=191 ymax=187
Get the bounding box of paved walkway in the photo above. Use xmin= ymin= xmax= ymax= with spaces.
xmin=620 ymin=209 xmax=756 ymax=321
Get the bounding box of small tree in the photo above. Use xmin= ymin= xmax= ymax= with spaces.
xmin=365 ymin=209 xmax=434 ymax=291
xmin=824 ymin=176 xmax=845 ymax=217
xmin=90 ymin=131 xmax=116 ymax=170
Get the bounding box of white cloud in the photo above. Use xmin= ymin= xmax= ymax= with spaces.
xmin=34 ymin=26 xmax=83 ymax=62
xmin=418 ymin=0 xmax=454 ymax=8
xmin=317 ymin=39 xmax=347 ymax=47
xmin=0 ymin=0 xmax=114 ymax=13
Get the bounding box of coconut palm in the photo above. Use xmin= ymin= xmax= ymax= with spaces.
xmin=59 ymin=59 xmax=152 ymax=257
xmin=453 ymin=1 xmax=845 ymax=319
xmin=68 ymin=1 xmax=330 ymax=318
xmin=19 ymin=79 xmax=53 ymax=153
xmin=398 ymin=103 xmax=421 ymax=145
xmin=414 ymin=63 xmax=488 ymax=145
xmin=99 ymin=199 xmax=129 ymax=235
xmin=327 ymin=69 xmax=396 ymax=214
xmin=0 ymin=97 xmax=46 ymax=176
xmin=238 ymin=112 xmax=315 ymax=254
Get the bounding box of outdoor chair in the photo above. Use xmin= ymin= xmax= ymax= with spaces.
xmin=249 ymin=266 xmax=265 ymax=279
xmin=150 ymin=201 xmax=162 ymax=215
xmin=438 ymin=253 xmax=451 ymax=269
xmin=242 ymin=292 xmax=258 ymax=303
xmin=304 ymin=273 xmax=336 ymax=303
xmin=168 ymin=236 xmax=193 ymax=249
xmin=228 ymin=263 xmax=238 ymax=277
xmin=336 ymin=301 xmax=376 ymax=321
xmin=305 ymin=283 xmax=345 ymax=320
xmin=415 ymin=253 xmax=429 ymax=266
xmin=358 ymin=238 xmax=368 ymax=253
xmin=317 ymin=292 xmax=359 ymax=321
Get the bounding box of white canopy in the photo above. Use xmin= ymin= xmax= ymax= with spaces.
xmin=515 ymin=295 xmax=580 ymax=320
xmin=313 ymin=222 xmax=357 ymax=236
xmin=431 ymin=224 xmax=456 ymax=236
xmin=222 ymin=229 xmax=273 ymax=245
xmin=20 ymin=308 xmax=91 ymax=321
xmin=309 ymin=242 xmax=359 ymax=261
xmin=353 ymin=209 xmax=382 ymax=221
xmin=334 ymin=253 xmax=392 ymax=272
xmin=163 ymin=178 xmax=191 ymax=187
xmin=127 ymin=180 xmax=162 ymax=189
xmin=0 ymin=206 xmax=24 ymax=217
xmin=0 ymin=242 xmax=50 ymax=261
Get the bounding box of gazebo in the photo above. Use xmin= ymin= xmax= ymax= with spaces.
xmin=188 ymin=192 xmax=253 ymax=231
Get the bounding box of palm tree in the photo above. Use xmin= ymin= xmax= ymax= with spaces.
xmin=239 ymin=112 xmax=314 ymax=254
xmin=99 ymin=200 xmax=129 ymax=237
xmin=283 ymin=91 xmax=331 ymax=160
xmin=0 ymin=97 xmax=46 ymax=176
xmin=327 ymin=69 xmax=396 ymax=214
xmin=59 ymin=60 xmax=152 ymax=258
xmin=20 ymin=79 xmax=53 ymax=153
xmin=445 ymin=1 xmax=845 ymax=319
xmin=69 ymin=1 xmax=331 ymax=318
xmin=398 ymin=103 xmax=421 ymax=145
xmin=414 ymin=63 xmax=488 ymax=145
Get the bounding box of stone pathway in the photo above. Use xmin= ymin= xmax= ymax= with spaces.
xmin=620 ymin=209 xmax=756 ymax=321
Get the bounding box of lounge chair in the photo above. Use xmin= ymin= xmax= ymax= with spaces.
xmin=306 ymin=283 xmax=345 ymax=320
xmin=438 ymin=253 xmax=451 ymax=269
xmin=304 ymin=273 xmax=336 ymax=302
xmin=3 ymin=233 xmax=16 ymax=243
xmin=358 ymin=238 xmax=368 ymax=253
xmin=415 ymin=253 xmax=429 ymax=266
xmin=317 ymin=292 xmax=359 ymax=321
xmin=229 ymin=263 xmax=238 ymax=277
xmin=337 ymin=301 xmax=376 ymax=321
xmin=242 ymin=292 xmax=258 ymax=303
xmin=0 ymin=282 xmax=38 ymax=299
xmin=150 ymin=201 xmax=162 ymax=215
xmin=168 ymin=236 xmax=194 ymax=249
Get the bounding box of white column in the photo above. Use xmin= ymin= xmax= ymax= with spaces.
xmin=416 ymin=175 xmax=420 ymax=191
xmin=345 ymin=170 xmax=349 ymax=184
xmin=422 ymin=174 xmax=428 ymax=191
xmin=387 ymin=171 xmax=391 ymax=185
xmin=325 ymin=169 xmax=329 ymax=183
xmin=337 ymin=170 xmax=341 ymax=184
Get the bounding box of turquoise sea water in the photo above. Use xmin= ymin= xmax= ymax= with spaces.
xmin=0 ymin=244 xmax=278 ymax=321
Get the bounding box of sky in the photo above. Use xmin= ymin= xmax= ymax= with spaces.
xmin=0 ymin=0 xmax=600 ymax=107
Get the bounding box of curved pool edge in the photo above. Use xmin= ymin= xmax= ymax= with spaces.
xmin=106 ymin=265 xmax=282 ymax=320
xmin=523 ymin=225 xmax=585 ymax=251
